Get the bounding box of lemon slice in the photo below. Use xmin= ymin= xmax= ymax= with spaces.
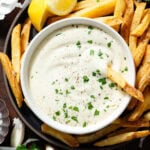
xmin=47 ymin=0 xmax=77 ymax=16
xmin=28 ymin=0 xmax=52 ymax=31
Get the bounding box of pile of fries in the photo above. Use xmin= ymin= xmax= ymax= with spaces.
xmin=0 ymin=0 xmax=150 ymax=148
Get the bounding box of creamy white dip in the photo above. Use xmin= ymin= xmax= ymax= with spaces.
xmin=29 ymin=25 xmax=130 ymax=128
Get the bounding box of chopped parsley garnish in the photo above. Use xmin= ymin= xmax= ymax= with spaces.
xmin=87 ymin=40 xmax=93 ymax=44
xmin=90 ymin=49 xmax=95 ymax=55
xmin=63 ymin=103 xmax=67 ymax=109
xmin=55 ymin=89 xmax=63 ymax=95
xmin=92 ymin=72 xmax=96 ymax=77
xmin=53 ymin=115 xmax=56 ymax=121
xmin=96 ymin=69 xmax=101 ymax=75
xmin=88 ymin=102 xmax=94 ymax=110
xmin=70 ymin=85 xmax=75 ymax=90
xmin=94 ymin=109 xmax=100 ymax=116
xmin=121 ymin=66 xmax=128 ymax=73
xmin=83 ymin=75 xmax=89 ymax=83
xmin=109 ymin=82 xmax=117 ymax=88
xmin=88 ymin=25 xmax=93 ymax=30
xmin=65 ymin=89 xmax=70 ymax=96
xmin=51 ymin=81 xmax=55 ymax=85
xmin=55 ymin=111 xmax=61 ymax=116
xmin=55 ymin=89 xmax=59 ymax=94
xmin=88 ymin=25 xmax=93 ymax=34
xmin=76 ymin=41 xmax=81 ymax=48
xmin=100 ymin=85 xmax=103 ymax=90
xmin=104 ymin=96 xmax=109 ymax=100
xmin=65 ymin=78 xmax=69 ymax=82
xmin=71 ymin=116 xmax=78 ymax=122
xmin=107 ymin=41 xmax=112 ymax=48
xmin=98 ymin=51 xmax=103 ymax=59
xmin=73 ymin=106 xmax=79 ymax=112
xmin=83 ymin=121 xmax=87 ymax=127
xmin=98 ymin=77 xmax=107 ymax=85
xmin=96 ymin=0 xmax=100 ymax=2
xmin=90 ymin=95 xmax=95 ymax=99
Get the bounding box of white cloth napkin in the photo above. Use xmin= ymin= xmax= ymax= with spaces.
xmin=0 ymin=0 xmax=30 ymax=20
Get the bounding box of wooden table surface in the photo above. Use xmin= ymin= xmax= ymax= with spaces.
xmin=0 ymin=3 xmax=150 ymax=150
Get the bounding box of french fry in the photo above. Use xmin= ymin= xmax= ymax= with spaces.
xmin=11 ymin=24 xmax=22 ymax=83
xmin=0 ymin=52 xmax=23 ymax=107
xmin=136 ymin=63 xmax=150 ymax=92
xmin=127 ymin=98 xmax=138 ymax=110
xmin=113 ymin=118 xmax=150 ymax=128
xmin=76 ymin=124 xmax=121 ymax=144
xmin=131 ymin=10 xmax=150 ymax=37
xmin=143 ymin=111 xmax=150 ymax=121
xmin=107 ymin=127 xmax=138 ymax=137
xmin=128 ymin=87 xmax=150 ymax=121
xmin=120 ymin=0 xmax=134 ymax=44
xmin=73 ymin=0 xmax=100 ymax=12
xmin=95 ymin=16 xmax=123 ymax=30
xmin=94 ymin=130 xmax=150 ymax=147
xmin=107 ymin=66 xmax=144 ymax=102
xmin=113 ymin=0 xmax=126 ymax=30
xmin=41 ymin=124 xmax=79 ymax=147
xmin=133 ymin=27 xmax=150 ymax=67
xmin=142 ymin=45 xmax=150 ymax=64
xmin=69 ymin=0 xmax=117 ymax=18
xmin=21 ymin=18 xmax=31 ymax=54
xmin=129 ymin=2 xmax=146 ymax=53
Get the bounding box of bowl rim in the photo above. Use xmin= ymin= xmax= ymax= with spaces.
xmin=20 ymin=17 xmax=135 ymax=135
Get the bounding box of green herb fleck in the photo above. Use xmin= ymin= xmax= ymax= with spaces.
xmin=73 ymin=106 xmax=79 ymax=112
xmin=53 ymin=115 xmax=56 ymax=121
xmin=88 ymin=102 xmax=94 ymax=110
xmin=55 ymin=111 xmax=61 ymax=116
xmin=98 ymin=51 xmax=103 ymax=59
xmin=66 ymin=89 xmax=70 ymax=96
xmin=51 ymin=81 xmax=55 ymax=85
xmin=83 ymin=121 xmax=87 ymax=127
xmin=88 ymin=25 xmax=93 ymax=30
xmin=109 ymin=82 xmax=116 ymax=88
xmin=55 ymin=89 xmax=59 ymax=94
xmin=83 ymin=75 xmax=89 ymax=83
xmin=121 ymin=66 xmax=128 ymax=73
xmin=104 ymin=96 xmax=109 ymax=100
xmin=63 ymin=103 xmax=67 ymax=109
xmin=90 ymin=49 xmax=94 ymax=55
xmin=92 ymin=71 xmax=96 ymax=76
xmin=65 ymin=78 xmax=69 ymax=82
xmin=66 ymin=120 xmax=70 ymax=124
xmin=98 ymin=77 xmax=107 ymax=85
xmin=90 ymin=95 xmax=95 ymax=99
xmin=94 ymin=109 xmax=100 ymax=116
xmin=70 ymin=85 xmax=75 ymax=90
xmin=100 ymin=85 xmax=103 ymax=90
xmin=87 ymin=40 xmax=93 ymax=44
xmin=107 ymin=41 xmax=112 ymax=48
xmin=71 ymin=116 xmax=78 ymax=122
xmin=76 ymin=41 xmax=81 ymax=48
xmin=96 ymin=69 xmax=101 ymax=75
xmin=88 ymin=25 xmax=93 ymax=34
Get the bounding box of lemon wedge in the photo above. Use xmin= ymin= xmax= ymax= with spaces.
xmin=28 ymin=0 xmax=52 ymax=31
xmin=47 ymin=0 xmax=77 ymax=16
xmin=28 ymin=0 xmax=77 ymax=31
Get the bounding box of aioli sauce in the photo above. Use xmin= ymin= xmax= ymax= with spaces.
xmin=29 ymin=25 xmax=130 ymax=128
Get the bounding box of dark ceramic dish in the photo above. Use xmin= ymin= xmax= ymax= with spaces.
xmin=3 ymin=2 xmax=150 ymax=150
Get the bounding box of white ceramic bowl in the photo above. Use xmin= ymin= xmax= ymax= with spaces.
xmin=21 ymin=18 xmax=135 ymax=134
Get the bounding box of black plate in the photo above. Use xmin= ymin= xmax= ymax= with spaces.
xmin=3 ymin=3 xmax=150 ymax=150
